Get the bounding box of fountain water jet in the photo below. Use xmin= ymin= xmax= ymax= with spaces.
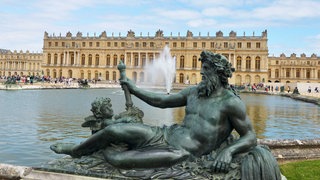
xmin=144 ymin=46 xmax=176 ymax=93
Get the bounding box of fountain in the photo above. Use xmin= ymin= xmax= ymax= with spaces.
xmin=144 ymin=45 xmax=176 ymax=93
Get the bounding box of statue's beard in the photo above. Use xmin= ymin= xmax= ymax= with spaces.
xmin=197 ymin=74 xmax=219 ymax=97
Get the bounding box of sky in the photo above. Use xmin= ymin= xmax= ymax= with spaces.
xmin=0 ymin=0 xmax=320 ymax=57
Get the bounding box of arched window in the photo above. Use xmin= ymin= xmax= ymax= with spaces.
xmin=236 ymin=56 xmax=242 ymax=70
xmin=306 ymin=69 xmax=311 ymax=79
xmin=106 ymin=54 xmax=110 ymax=66
xmin=120 ymin=54 xmax=125 ymax=61
xmin=112 ymin=71 xmax=117 ymax=81
xmin=54 ymin=54 xmax=58 ymax=64
xmin=180 ymin=56 xmax=185 ymax=68
xmin=60 ymin=53 xmax=64 ymax=64
xmin=68 ymin=70 xmax=72 ymax=78
xmin=106 ymin=71 xmax=110 ymax=81
xmin=246 ymin=56 xmax=251 ymax=69
xmin=255 ymin=56 xmax=261 ymax=70
xmin=81 ymin=54 xmax=85 ymax=65
xmin=88 ymin=54 xmax=92 ymax=65
xmin=149 ymin=54 xmax=153 ymax=64
xmin=88 ymin=70 xmax=91 ymax=79
xmin=53 ymin=69 xmax=57 ymax=78
xmin=179 ymin=73 xmax=184 ymax=83
xmin=134 ymin=54 xmax=139 ymax=66
xmin=70 ymin=53 xmax=74 ymax=65
xmin=141 ymin=54 xmax=146 ymax=67
xmin=94 ymin=70 xmax=99 ymax=79
xmin=95 ymin=54 xmax=99 ymax=66
xmin=192 ymin=56 xmax=197 ymax=69
xmin=47 ymin=54 xmax=51 ymax=64
xmin=113 ymin=55 xmax=118 ymax=66
xmin=296 ymin=69 xmax=301 ymax=78
xmin=80 ymin=70 xmax=84 ymax=79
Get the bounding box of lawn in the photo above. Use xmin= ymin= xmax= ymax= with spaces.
xmin=280 ymin=160 xmax=320 ymax=180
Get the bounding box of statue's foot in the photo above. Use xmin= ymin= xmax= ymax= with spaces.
xmin=50 ymin=142 xmax=76 ymax=156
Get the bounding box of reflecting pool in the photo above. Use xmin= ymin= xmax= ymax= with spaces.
xmin=0 ymin=89 xmax=319 ymax=167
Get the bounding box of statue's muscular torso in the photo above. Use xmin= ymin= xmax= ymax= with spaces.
xmin=166 ymin=87 xmax=240 ymax=156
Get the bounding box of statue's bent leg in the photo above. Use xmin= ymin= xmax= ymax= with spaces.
xmin=103 ymin=147 xmax=190 ymax=169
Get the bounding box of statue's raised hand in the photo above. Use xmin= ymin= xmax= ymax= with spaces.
xmin=119 ymin=78 xmax=136 ymax=93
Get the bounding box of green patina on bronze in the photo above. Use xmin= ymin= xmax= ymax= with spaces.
xmin=49 ymin=51 xmax=281 ymax=179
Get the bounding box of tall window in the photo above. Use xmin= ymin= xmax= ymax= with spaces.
xmin=60 ymin=53 xmax=64 ymax=64
xmin=210 ymin=42 xmax=215 ymax=48
xmin=113 ymin=55 xmax=117 ymax=66
xmin=236 ymin=56 xmax=242 ymax=70
xmin=106 ymin=71 xmax=109 ymax=80
xmin=224 ymin=42 xmax=228 ymax=48
xmin=237 ymin=42 xmax=242 ymax=48
xmin=246 ymin=56 xmax=251 ymax=69
xmin=286 ymin=68 xmax=290 ymax=78
xmin=256 ymin=42 xmax=261 ymax=48
xmin=134 ymin=55 xmax=139 ymax=66
xmin=192 ymin=56 xmax=197 ymax=68
xmin=255 ymin=56 xmax=261 ymax=70
xmin=120 ymin=54 xmax=125 ymax=61
xmin=112 ymin=71 xmax=116 ymax=81
xmin=88 ymin=54 xmax=92 ymax=65
xmin=54 ymin=54 xmax=58 ymax=64
xmin=47 ymin=54 xmax=51 ymax=64
xmin=202 ymin=42 xmax=206 ymax=48
xmin=296 ymin=69 xmax=300 ymax=78
xmin=181 ymin=42 xmax=185 ymax=48
xmin=173 ymin=42 xmax=177 ymax=48
xmin=179 ymin=73 xmax=184 ymax=83
xmin=306 ymin=69 xmax=311 ymax=79
xmin=70 ymin=53 xmax=74 ymax=65
xmin=106 ymin=54 xmax=110 ymax=66
xmin=247 ymin=42 xmax=251 ymax=48
xmin=141 ymin=55 xmax=146 ymax=67
xmin=81 ymin=54 xmax=85 ymax=65
xmin=95 ymin=54 xmax=99 ymax=66
xmin=180 ymin=56 xmax=185 ymax=68
xmin=193 ymin=42 xmax=197 ymax=48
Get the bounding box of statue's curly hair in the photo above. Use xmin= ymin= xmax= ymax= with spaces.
xmin=91 ymin=97 xmax=112 ymax=118
xmin=198 ymin=51 xmax=235 ymax=87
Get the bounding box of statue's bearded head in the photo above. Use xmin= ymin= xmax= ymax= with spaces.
xmin=197 ymin=51 xmax=235 ymax=97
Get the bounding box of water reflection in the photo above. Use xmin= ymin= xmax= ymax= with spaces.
xmin=241 ymin=93 xmax=320 ymax=139
xmin=0 ymin=89 xmax=319 ymax=167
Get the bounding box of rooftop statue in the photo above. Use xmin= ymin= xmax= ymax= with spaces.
xmin=50 ymin=51 xmax=281 ymax=179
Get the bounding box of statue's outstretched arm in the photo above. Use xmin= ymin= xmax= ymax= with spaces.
xmin=120 ymin=78 xmax=188 ymax=108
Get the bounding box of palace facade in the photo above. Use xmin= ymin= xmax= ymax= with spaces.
xmin=268 ymin=53 xmax=320 ymax=83
xmin=0 ymin=49 xmax=42 ymax=77
xmin=1 ymin=30 xmax=318 ymax=85
xmin=42 ymin=30 xmax=269 ymax=86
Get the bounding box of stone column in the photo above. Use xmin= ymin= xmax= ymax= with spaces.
xmin=138 ymin=52 xmax=141 ymax=67
xmin=66 ymin=51 xmax=69 ymax=65
xmin=63 ymin=51 xmax=66 ymax=65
